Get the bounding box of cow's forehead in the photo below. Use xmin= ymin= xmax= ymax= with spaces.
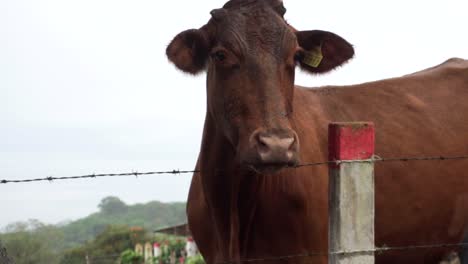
xmin=212 ymin=6 xmax=294 ymax=56
xmin=223 ymin=0 xmax=273 ymax=9
xmin=222 ymin=0 xmax=285 ymax=12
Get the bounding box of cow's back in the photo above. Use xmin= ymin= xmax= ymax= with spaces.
xmin=294 ymin=58 xmax=468 ymax=263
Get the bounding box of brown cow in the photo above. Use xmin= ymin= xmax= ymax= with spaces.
xmin=166 ymin=0 xmax=468 ymax=263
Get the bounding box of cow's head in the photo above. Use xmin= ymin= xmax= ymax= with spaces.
xmin=167 ymin=0 xmax=354 ymax=172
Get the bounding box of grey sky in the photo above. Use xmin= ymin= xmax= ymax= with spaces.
xmin=1 ymin=0 xmax=468 ymax=228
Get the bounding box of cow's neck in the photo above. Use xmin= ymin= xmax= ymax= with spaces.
xmin=198 ymin=113 xmax=262 ymax=261
xmin=197 ymin=90 xmax=329 ymax=261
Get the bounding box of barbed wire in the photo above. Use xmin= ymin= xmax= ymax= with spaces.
xmin=70 ymin=240 xmax=468 ymax=264
xmin=295 ymin=154 xmax=468 ymax=167
xmin=217 ymin=241 xmax=468 ymax=264
xmin=0 ymin=169 xmax=200 ymax=184
xmin=2 ymin=155 xmax=468 ymax=185
xmin=2 ymin=155 xmax=466 ymax=264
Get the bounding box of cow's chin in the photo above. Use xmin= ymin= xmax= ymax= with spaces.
xmin=245 ymin=161 xmax=298 ymax=175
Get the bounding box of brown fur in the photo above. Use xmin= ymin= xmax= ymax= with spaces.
xmin=166 ymin=1 xmax=468 ymax=263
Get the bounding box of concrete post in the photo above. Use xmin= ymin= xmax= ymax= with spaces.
xmin=328 ymin=122 xmax=375 ymax=264
xmin=154 ymin=242 xmax=161 ymax=258
xmin=145 ymin=242 xmax=153 ymax=262
xmin=135 ymin=243 xmax=143 ymax=255
xmin=185 ymin=237 xmax=198 ymax=257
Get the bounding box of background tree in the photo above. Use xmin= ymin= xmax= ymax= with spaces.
xmin=60 ymin=225 xmax=151 ymax=264
xmin=0 ymin=220 xmax=63 ymax=264
xmin=0 ymin=239 xmax=14 ymax=264
xmin=98 ymin=196 xmax=128 ymax=215
xmin=0 ymin=197 xmax=186 ymax=264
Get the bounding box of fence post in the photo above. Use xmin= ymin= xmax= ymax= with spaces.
xmin=328 ymin=122 xmax=375 ymax=264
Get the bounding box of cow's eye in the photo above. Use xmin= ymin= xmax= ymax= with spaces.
xmin=212 ymin=51 xmax=226 ymax=62
xmin=294 ymin=50 xmax=304 ymax=62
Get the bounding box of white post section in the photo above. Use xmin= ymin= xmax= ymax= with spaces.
xmin=186 ymin=237 xmax=198 ymax=257
xmin=153 ymin=242 xmax=161 ymax=258
xmin=328 ymin=122 xmax=375 ymax=264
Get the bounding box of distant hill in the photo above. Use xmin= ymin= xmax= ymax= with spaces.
xmin=0 ymin=197 xmax=187 ymax=264
xmin=60 ymin=196 xmax=187 ymax=249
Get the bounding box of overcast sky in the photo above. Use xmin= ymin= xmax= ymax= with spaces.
xmin=1 ymin=0 xmax=468 ymax=228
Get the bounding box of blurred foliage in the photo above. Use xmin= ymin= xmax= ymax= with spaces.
xmin=0 ymin=197 xmax=186 ymax=264
xmin=0 ymin=240 xmax=11 ymax=263
xmin=60 ymin=225 xmax=151 ymax=264
xmin=99 ymin=196 xmax=128 ymax=215
xmin=60 ymin=197 xmax=186 ymax=249
xmin=0 ymin=219 xmax=64 ymax=264
xmin=152 ymin=233 xmax=186 ymax=264
xmin=186 ymin=254 xmax=206 ymax=264
xmin=120 ymin=249 xmax=144 ymax=264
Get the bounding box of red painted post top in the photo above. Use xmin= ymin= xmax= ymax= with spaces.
xmin=328 ymin=122 xmax=375 ymax=161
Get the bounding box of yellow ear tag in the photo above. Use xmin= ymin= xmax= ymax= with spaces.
xmin=302 ymin=46 xmax=323 ymax=68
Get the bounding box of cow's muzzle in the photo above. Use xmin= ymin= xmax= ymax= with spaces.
xmin=248 ymin=128 xmax=299 ymax=172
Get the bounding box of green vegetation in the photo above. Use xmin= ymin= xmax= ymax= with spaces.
xmin=0 ymin=241 xmax=13 ymax=264
xmin=120 ymin=249 xmax=144 ymax=264
xmin=152 ymin=233 xmax=186 ymax=264
xmin=0 ymin=197 xmax=186 ymax=264
xmin=61 ymin=196 xmax=186 ymax=249
xmin=61 ymin=225 xmax=151 ymax=264
xmin=186 ymin=254 xmax=206 ymax=264
xmin=0 ymin=220 xmax=64 ymax=264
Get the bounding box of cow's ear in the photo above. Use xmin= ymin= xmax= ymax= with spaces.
xmin=166 ymin=29 xmax=210 ymax=74
xmin=296 ymin=30 xmax=354 ymax=74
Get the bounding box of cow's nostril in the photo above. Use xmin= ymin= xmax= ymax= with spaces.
xmin=258 ymin=136 xmax=268 ymax=147
xmin=257 ymin=136 xmax=270 ymax=154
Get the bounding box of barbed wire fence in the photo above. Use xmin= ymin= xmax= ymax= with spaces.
xmin=2 ymin=154 xmax=468 ymax=263
xmin=214 ymin=241 xmax=468 ymax=264
xmin=29 ymin=240 xmax=468 ymax=264
xmin=0 ymin=169 xmax=200 ymax=184
xmin=69 ymin=241 xmax=468 ymax=263
xmin=1 ymin=155 xmax=468 ymax=184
